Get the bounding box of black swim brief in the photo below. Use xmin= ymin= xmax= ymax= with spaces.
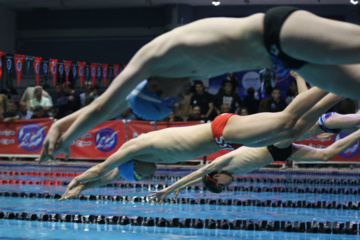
xmin=264 ymin=6 xmax=308 ymax=70
xmin=267 ymin=144 xmax=293 ymax=162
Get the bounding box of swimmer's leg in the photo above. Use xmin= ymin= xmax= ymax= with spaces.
xmin=223 ymin=87 xmax=327 ymax=146
xmin=281 ymin=10 xmax=360 ymax=65
xmin=297 ymin=64 xmax=360 ymax=100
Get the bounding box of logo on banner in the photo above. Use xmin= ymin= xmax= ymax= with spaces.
xmin=95 ymin=128 xmax=118 ymax=152
xmin=335 ymin=133 xmax=360 ymax=158
xmin=33 ymin=57 xmax=42 ymax=85
xmin=17 ymin=124 xmax=47 ymax=152
xmin=73 ymin=65 xmax=77 ymax=79
xmin=2 ymin=139 xmax=15 ymax=145
xmin=58 ymin=64 xmax=64 ymax=78
xmin=43 ymin=62 xmax=48 ymax=75
xmin=65 ymin=65 xmax=70 ymax=76
xmin=86 ymin=66 xmax=90 ymax=79
xmin=6 ymin=58 xmax=12 ymax=72
xmin=77 ymin=141 xmax=92 ymax=147
xmin=0 ymin=130 xmax=15 ymax=136
xmin=51 ymin=63 xmax=56 ymax=74
xmin=16 ymin=59 xmax=22 ymax=72
xmin=97 ymin=66 xmax=101 ymax=78
xmin=242 ymin=71 xmax=261 ymax=91
xmin=35 ymin=63 xmax=40 ymax=74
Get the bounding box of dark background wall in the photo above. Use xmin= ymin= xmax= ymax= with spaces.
xmin=14 ymin=4 xmax=360 ymax=65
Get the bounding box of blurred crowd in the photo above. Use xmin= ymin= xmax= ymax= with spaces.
xmin=0 ymin=70 xmax=357 ymax=123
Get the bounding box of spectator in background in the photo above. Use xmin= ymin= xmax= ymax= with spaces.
xmin=174 ymin=83 xmax=193 ymax=121
xmin=1 ymin=81 xmax=19 ymax=102
xmin=225 ymin=72 xmax=239 ymax=93
xmin=285 ymin=80 xmax=299 ymax=105
xmin=80 ymin=81 xmax=93 ymax=107
xmin=31 ymin=105 xmax=50 ymax=119
xmin=18 ymin=102 xmax=32 ymax=120
xmin=49 ymin=83 xmax=63 ymax=119
xmin=239 ymin=107 xmax=249 ymax=116
xmin=20 ymin=81 xmax=52 ymax=110
xmin=0 ymin=92 xmax=8 ymax=116
xmin=259 ymin=66 xmax=276 ymax=94
xmin=214 ymin=80 xmax=242 ymax=115
xmin=51 ymin=83 xmax=63 ymax=105
xmin=220 ymin=103 xmax=231 ymax=114
xmin=190 ymin=81 xmax=214 ymax=120
xmin=258 ymin=85 xmax=273 ymax=113
xmin=187 ymin=105 xmax=206 ymax=121
xmin=163 ymin=111 xmax=183 ymax=122
xmin=29 ymin=86 xmax=52 ymax=113
xmin=54 ymin=82 xmax=81 ymax=119
xmin=42 ymin=83 xmax=53 ymax=106
xmin=243 ymin=87 xmax=260 ymax=115
xmin=266 ymin=87 xmax=288 ymax=112
xmin=85 ymin=85 xmax=100 ymax=106
xmin=1 ymin=100 xmax=20 ymax=122
xmin=115 ymin=108 xmax=138 ymax=121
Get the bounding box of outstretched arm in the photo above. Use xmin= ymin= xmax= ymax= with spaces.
xmin=290 ymin=71 xmax=308 ymax=94
xmin=172 ymin=177 xmax=202 ymax=200
xmin=39 ymin=44 xmax=155 ymax=163
xmin=59 ymin=138 xmax=145 ymax=199
xmin=39 ymin=106 xmax=94 ymax=163
xmin=148 ymin=158 xmax=228 ymax=205
xmin=289 ymin=128 xmax=360 ymax=162
xmin=59 ymin=168 xmax=120 ymax=201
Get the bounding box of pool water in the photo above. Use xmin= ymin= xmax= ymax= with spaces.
xmin=1 ymin=163 xmax=360 ymax=240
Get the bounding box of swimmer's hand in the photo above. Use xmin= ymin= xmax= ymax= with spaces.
xmin=290 ymin=70 xmax=299 ymax=78
xmin=148 ymin=188 xmax=173 ymax=205
xmin=39 ymin=124 xmax=70 ymax=164
xmin=59 ymin=184 xmax=84 ymax=201
xmin=173 ymin=189 xmax=182 ymax=200
xmin=59 ymin=178 xmax=81 ymax=201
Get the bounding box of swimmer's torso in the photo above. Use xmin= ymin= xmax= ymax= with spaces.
xmin=139 ymin=14 xmax=272 ymax=79
xmin=132 ymin=123 xmax=219 ymax=163
xmin=221 ymin=146 xmax=274 ymax=174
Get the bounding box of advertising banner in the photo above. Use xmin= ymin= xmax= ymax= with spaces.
xmin=0 ymin=119 xmax=52 ymax=155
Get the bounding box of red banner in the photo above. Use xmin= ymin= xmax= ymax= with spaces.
xmin=49 ymin=58 xmax=58 ymax=87
xmin=0 ymin=52 xmax=5 ymax=82
xmin=77 ymin=62 xmax=85 ymax=87
xmin=113 ymin=64 xmax=120 ymax=78
xmin=14 ymin=54 xmax=25 ymax=86
xmin=33 ymin=57 xmax=42 ymax=86
xmin=68 ymin=121 xmax=126 ymax=159
xmin=127 ymin=120 xmax=154 ymax=141
xmin=102 ymin=64 xmax=108 ymax=87
xmin=90 ymin=63 xmax=97 ymax=87
xmin=0 ymin=119 xmax=52 ymax=155
xmin=64 ymin=60 xmax=72 ymax=87
xmin=1 ymin=120 xmax=359 ymax=163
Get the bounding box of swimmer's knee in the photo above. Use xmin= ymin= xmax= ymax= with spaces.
xmin=281 ymin=128 xmax=298 ymax=140
xmin=280 ymin=114 xmax=297 ymax=130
